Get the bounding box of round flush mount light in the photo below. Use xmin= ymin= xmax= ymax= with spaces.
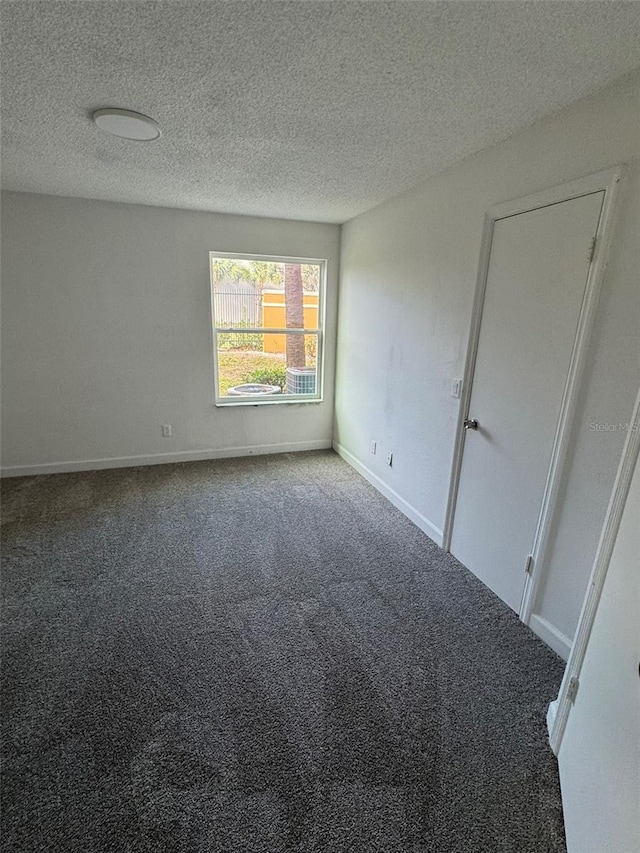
xmin=92 ymin=108 xmax=161 ymax=141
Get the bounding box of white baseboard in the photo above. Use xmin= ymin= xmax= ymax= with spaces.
xmin=529 ymin=613 xmax=572 ymax=661
xmin=332 ymin=441 xmax=443 ymax=546
xmin=0 ymin=439 xmax=333 ymax=478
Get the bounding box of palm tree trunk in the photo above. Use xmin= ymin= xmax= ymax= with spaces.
xmin=284 ymin=264 xmax=305 ymax=368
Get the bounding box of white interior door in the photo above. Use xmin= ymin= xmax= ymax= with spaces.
xmin=554 ymin=398 xmax=640 ymax=853
xmin=450 ymin=191 xmax=605 ymax=612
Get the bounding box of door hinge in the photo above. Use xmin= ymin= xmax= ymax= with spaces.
xmin=567 ymin=676 xmax=580 ymax=704
xmin=587 ymin=236 xmax=597 ymax=265
xmin=524 ymin=555 xmax=534 ymax=575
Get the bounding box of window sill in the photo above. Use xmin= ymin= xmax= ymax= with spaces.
xmin=214 ymin=395 xmax=324 ymax=408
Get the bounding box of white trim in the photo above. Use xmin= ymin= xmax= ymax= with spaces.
xmin=486 ymin=168 xmax=621 ymax=222
xmin=520 ymin=166 xmax=626 ymax=625
xmin=215 ymin=390 xmax=324 ymax=407
xmin=528 ymin=614 xmax=572 ymax=661
xmin=548 ymin=386 xmax=640 ymax=756
xmin=209 ymin=250 xmax=328 ymax=265
xmin=217 ymin=327 xmax=318 ymax=335
xmin=0 ymin=439 xmax=333 ymax=478
xmin=442 ymin=209 xmax=494 ymax=551
xmin=209 ymin=252 xmax=327 ymax=407
xmin=442 ymin=168 xmax=626 ymax=632
xmin=333 ymin=442 xmax=443 ymax=546
xmin=261 ymin=303 xmax=318 ymax=309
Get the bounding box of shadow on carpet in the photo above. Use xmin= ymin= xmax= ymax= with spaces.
xmin=1 ymin=450 xmax=567 ymax=852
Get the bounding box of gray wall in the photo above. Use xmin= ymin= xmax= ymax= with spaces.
xmin=334 ymin=70 xmax=640 ymax=651
xmin=558 ymin=444 xmax=639 ymax=853
xmin=0 ymin=195 xmax=340 ymax=470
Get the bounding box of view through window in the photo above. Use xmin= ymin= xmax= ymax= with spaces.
xmin=210 ymin=254 xmax=325 ymax=404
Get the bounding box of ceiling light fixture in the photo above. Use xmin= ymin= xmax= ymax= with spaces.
xmin=92 ymin=108 xmax=161 ymax=141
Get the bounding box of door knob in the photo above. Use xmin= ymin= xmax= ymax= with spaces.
xmin=463 ymin=418 xmax=479 ymax=430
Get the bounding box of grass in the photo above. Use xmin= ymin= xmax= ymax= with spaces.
xmin=217 ymin=350 xmax=286 ymax=395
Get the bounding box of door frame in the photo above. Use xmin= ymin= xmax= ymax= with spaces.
xmin=548 ymin=384 xmax=640 ymax=754
xmin=442 ymin=166 xmax=626 ymax=638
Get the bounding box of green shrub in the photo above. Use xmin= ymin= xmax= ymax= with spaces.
xmin=217 ymin=320 xmax=263 ymax=351
xmin=217 ymin=331 xmax=263 ymax=351
xmin=247 ymin=365 xmax=287 ymax=390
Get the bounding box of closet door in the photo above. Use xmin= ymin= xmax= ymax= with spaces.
xmin=450 ymin=191 xmax=605 ymax=611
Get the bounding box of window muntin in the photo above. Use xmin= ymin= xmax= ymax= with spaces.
xmin=210 ymin=253 xmax=325 ymax=405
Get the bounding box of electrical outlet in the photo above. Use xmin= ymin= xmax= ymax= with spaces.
xmin=161 ymin=424 xmax=172 ymax=437
xmin=370 ymin=440 xmax=377 ymax=455
xmin=386 ymin=451 xmax=393 ymax=467
xmin=451 ymin=378 xmax=462 ymax=398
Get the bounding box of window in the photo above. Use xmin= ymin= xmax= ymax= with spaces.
xmin=209 ymin=253 xmax=325 ymax=405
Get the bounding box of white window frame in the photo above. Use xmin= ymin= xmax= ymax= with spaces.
xmin=209 ymin=251 xmax=326 ymax=407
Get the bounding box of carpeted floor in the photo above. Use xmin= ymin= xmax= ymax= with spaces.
xmin=1 ymin=450 xmax=567 ymax=852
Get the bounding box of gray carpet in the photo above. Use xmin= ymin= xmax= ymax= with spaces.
xmin=1 ymin=450 xmax=566 ymax=852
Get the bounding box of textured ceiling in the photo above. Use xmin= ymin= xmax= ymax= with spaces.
xmin=2 ymin=1 xmax=640 ymax=223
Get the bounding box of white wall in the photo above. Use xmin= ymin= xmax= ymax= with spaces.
xmin=558 ymin=449 xmax=639 ymax=853
xmin=0 ymin=194 xmax=340 ymax=473
xmin=334 ymin=70 xmax=640 ymax=650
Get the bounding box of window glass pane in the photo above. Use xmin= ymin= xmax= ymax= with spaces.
xmin=216 ymin=332 xmax=318 ymax=398
xmin=211 ymin=258 xmax=320 ymax=331
xmin=211 ymin=254 xmax=323 ymax=404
